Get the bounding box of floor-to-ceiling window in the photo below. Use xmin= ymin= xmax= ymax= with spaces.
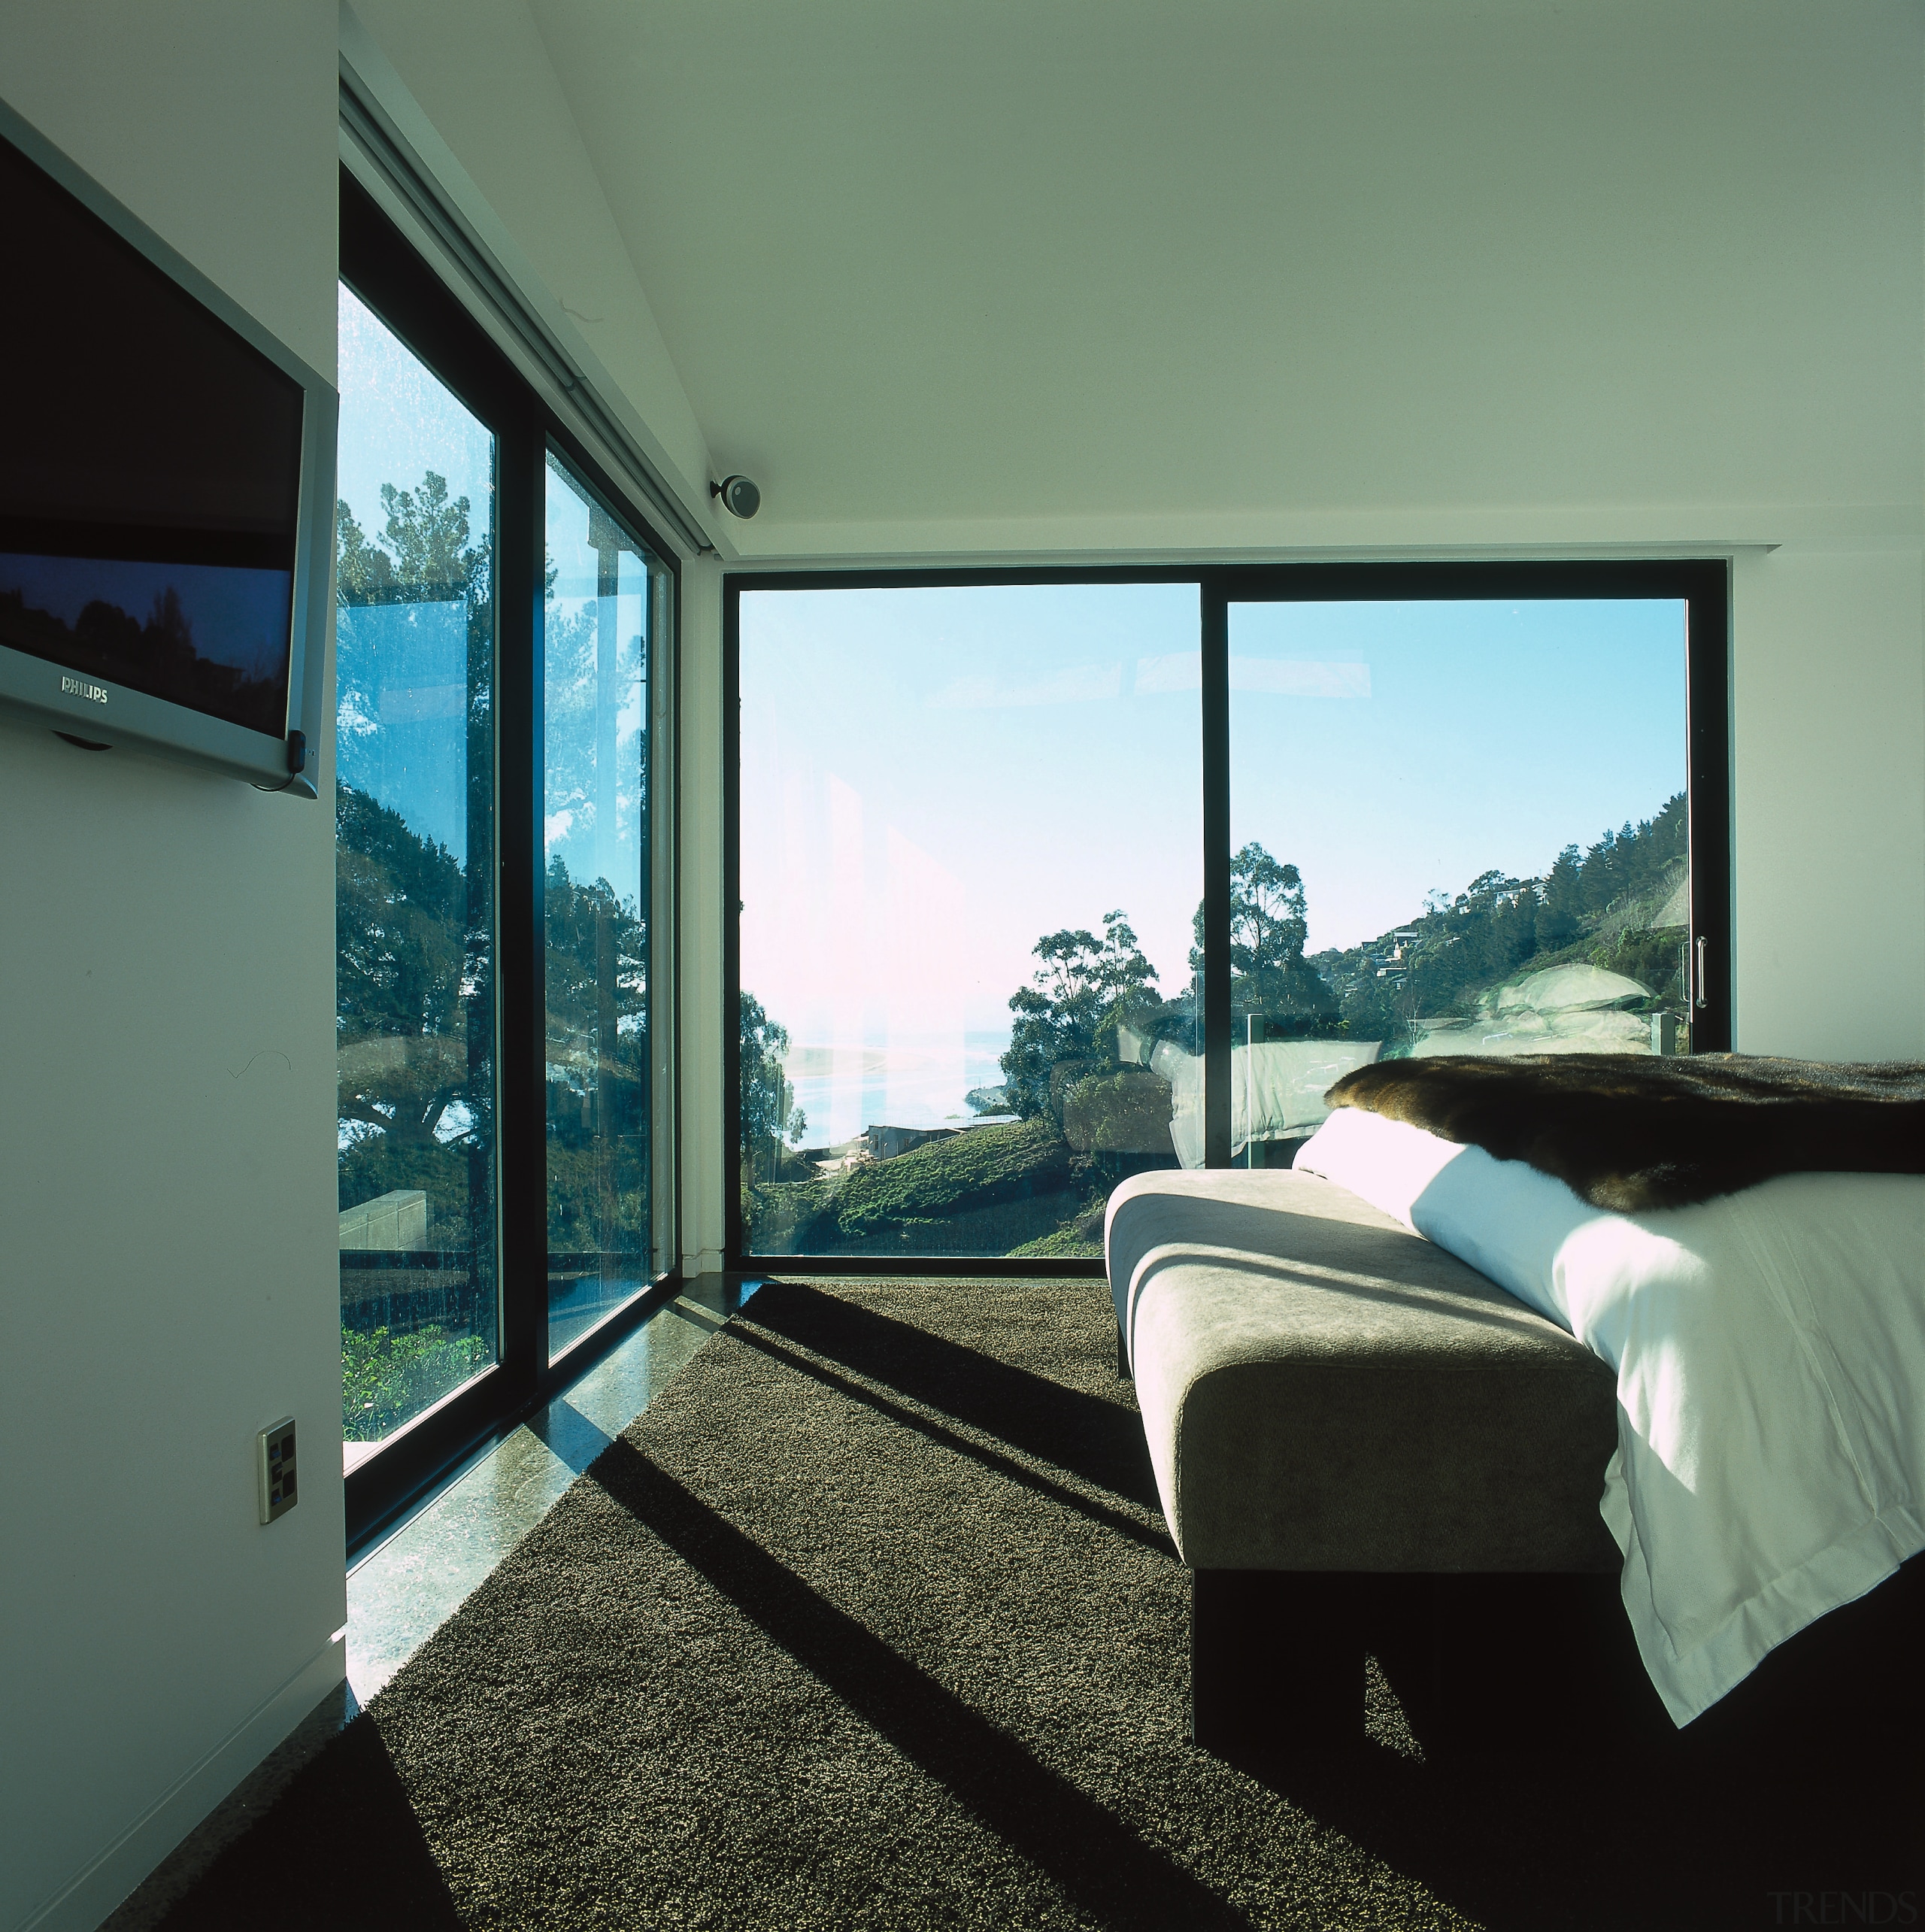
xmin=335 ymin=282 xmax=500 ymax=1462
xmin=729 ymin=563 xmax=1727 ymax=1266
xmin=542 ymin=456 xmax=670 ymax=1358
xmin=734 ymin=579 xmax=1202 ymax=1260
xmin=1223 ymin=588 xmax=1696 ymax=1164
xmin=335 ymin=167 xmax=678 ymax=1540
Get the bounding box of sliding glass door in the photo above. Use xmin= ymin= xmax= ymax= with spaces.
xmin=543 ymin=455 xmax=671 ymax=1357
xmin=729 ymin=563 xmax=1727 ymax=1267
xmin=735 ymin=580 xmax=1201 ymax=1259
xmin=335 ymin=166 xmax=679 ymax=1542
xmin=335 ymin=281 xmax=499 ymax=1463
xmin=1224 ymin=593 xmax=1693 ymax=1163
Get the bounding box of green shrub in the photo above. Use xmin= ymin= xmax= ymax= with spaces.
xmin=343 ymin=1324 xmax=491 ymax=1440
xmin=744 ymin=1175 xmax=836 ymax=1252
xmin=1059 ymin=1066 xmax=1173 ymax=1154
xmin=1590 ymin=924 xmax=1687 ymax=1002
xmin=1004 ymin=1225 xmax=1105 ymax=1260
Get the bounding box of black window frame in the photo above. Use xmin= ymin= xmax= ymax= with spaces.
xmin=340 ymin=167 xmax=682 ymax=1553
xmin=724 ymin=558 xmax=1730 ymax=1273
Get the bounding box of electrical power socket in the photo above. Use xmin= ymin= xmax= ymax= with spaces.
xmin=257 ymin=1417 xmax=298 ymax=1524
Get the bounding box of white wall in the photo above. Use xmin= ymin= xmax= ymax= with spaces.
xmin=677 ymin=559 xmax=729 ymax=1271
xmin=1732 ymin=546 xmax=1925 ymax=1058
xmin=0 ymin=7 xmax=344 ymax=1929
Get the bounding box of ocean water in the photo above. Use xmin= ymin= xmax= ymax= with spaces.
xmin=776 ymin=1031 xmax=1011 ymax=1147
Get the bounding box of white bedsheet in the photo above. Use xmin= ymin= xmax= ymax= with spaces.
xmin=1294 ymin=1105 xmax=1925 ymax=1724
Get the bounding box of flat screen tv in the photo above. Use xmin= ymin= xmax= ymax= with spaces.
xmin=0 ymin=96 xmax=335 ymax=796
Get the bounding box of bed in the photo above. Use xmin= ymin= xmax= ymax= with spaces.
xmin=1291 ymin=1056 xmax=1925 ymax=1724
xmin=1108 ymin=1053 xmax=1923 ymax=1748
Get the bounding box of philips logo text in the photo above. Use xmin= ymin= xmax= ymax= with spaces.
xmin=60 ymin=675 xmax=108 ymax=705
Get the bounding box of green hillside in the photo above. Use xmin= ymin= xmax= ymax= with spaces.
xmin=747 ymin=1117 xmax=1098 ymax=1257
xmin=1314 ymin=793 xmax=1690 ymax=1049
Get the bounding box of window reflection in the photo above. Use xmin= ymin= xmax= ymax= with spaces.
xmin=334 ymin=282 xmax=499 ymax=1462
xmin=544 ymin=455 xmax=662 ymax=1358
xmin=1225 ymin=599 xmax=1690 ymax=1166
xmin=738 ymin=583 xmax=1202 ymax=1258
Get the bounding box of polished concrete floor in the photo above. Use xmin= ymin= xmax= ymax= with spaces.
xmin=103 ymin=1274 xmax=757 ymax=1932
xmin=347 ymin=1274 xmax=756 ymax=1703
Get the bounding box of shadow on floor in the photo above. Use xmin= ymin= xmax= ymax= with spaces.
xmin=135 ymin=1277 xmax=1925 ymax=1932
xmin=588 ymin=1434 xmax=1252 ymax=1931
xmin=155 ymin=1714 xmax=462 ymax=1932
xmin=744 ymin=1278 xmax=1160 ymax=1509
xmin=1229 ymin=1722 xmax=1922 ymax=1932
xmin=731 ymin=1317 xmax=1176 ymax=1556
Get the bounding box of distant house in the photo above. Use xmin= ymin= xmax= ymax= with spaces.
xmin=865 ymin=1123 xmax=959 ymax=1161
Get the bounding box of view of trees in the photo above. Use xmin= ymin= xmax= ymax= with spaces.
xmin=741 ymin=799 xmax=1690 ymax=1260
xmin=335 ymin=784 xmax=490 ymax=1220
xmin=335 ymin=470 xmax=498 ymax=1439
xmin=1193 ymin=844 xmax=1341 ymax=1024
xmin=335 ymin=472 xmax=495 ymax=1245
xmin=541 ymin=472 xmax=655 ymax=1264
xmin=537 ymin=459 xmax=665 ymax=1291
xmin=1001 ymin=910 xmax=1163 ymax=1120
xmin=1320 ymin=794 xmax=1688 ymax=1047
xmin=336 ymin=471 xmax=490 ymax=616
xmin=338 ymin=466 xmax=670 ymax=1430
xmin=544 ymin=856 xmax=649 ymax=1255
xmin=740 ymin=991 xmax=807 ymax=1183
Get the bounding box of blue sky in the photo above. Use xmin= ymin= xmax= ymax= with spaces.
xmin=336 ymin=284 xmax=494 ymax=600
xmin=739 ymin=584 xmax=1202 ymax=1066
xmin=335 ymin=283 xmax=493 ymax=860
xmin=335 ymin=599 xmax=469 ymax=857
xmin=1229 ymin=597 xmax=1687 ymax=954
xmin=738 ymin=584 xmax=1687 ymax=1133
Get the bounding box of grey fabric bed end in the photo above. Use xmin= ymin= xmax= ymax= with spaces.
xmin=1106 ymin=1168 xmax=1626 ymax=1755
xmin=1108 ymin=1167 xmax=1620 ymax=1576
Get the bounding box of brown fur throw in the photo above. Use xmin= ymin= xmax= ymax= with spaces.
xmin=1325 ymin=1053 xmax=1925 ymax=1211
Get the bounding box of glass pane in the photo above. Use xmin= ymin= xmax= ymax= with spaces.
xmin=1227 ymin=599 xmax=1690 ymax=1163
xmin=544 ymin=456 xmax=662 ymax=1359
xmin=739 ymin=584 xmax=1202 ymax=1258
xmin=335 ymin=282 xmax=499 ymax=1465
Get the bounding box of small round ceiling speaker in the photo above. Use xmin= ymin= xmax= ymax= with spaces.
xmin=712 ymin=475 xmax=761 ymax=519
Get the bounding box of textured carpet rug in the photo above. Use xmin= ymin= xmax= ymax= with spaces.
xmin=165 ymin=1277 xmax=1918 ymax=1930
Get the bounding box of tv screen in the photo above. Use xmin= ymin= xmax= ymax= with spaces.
xmin=0 ymin=99 xmax=333 ymax=791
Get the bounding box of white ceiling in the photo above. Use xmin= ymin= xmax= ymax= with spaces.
xmin=510 ymin=1 xmax=1916 ymax=554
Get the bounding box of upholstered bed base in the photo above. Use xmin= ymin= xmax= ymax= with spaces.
xmin=1108 ymin=1166 xmax=1925 ymax=1755
xmin=1106 ymin=1168 xmax=1620 ymax=1573
xmin=1105 ymin=1167 xmax=1624 ymax=1753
